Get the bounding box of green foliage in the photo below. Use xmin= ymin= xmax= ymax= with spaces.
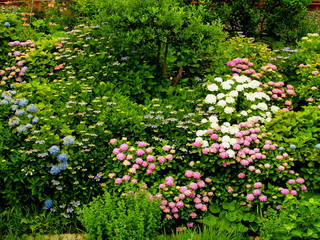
xmin=260 ymin=195 xmax=320 ymax=240
xmin=203 ymin=0 xmax=313 ymax=45
xmin=202 ymin=201 xmax=259 ymax=235
xmin=78 ymin=188 xmax=162 ymax=240
xmin=265 ymin=106 xmax=320 ymax=190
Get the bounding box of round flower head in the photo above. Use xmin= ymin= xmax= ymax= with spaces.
xmin=4 ymin=22 xmax=10 ymax=27
xmin=32 ymin=117 xmax=39 ymax=123
xmin=26 ymin=104 xmax=38 ymax=112
xmin=254 ymin=182 xmax=262 ymax=188
xmin=246 ymin=194 xmax=255 ymax=201
xmin=44 ymin=199 xmax=53 ymax=208
xmin=63 ymin=135 xmax=75 ymax=146
xmin=50 ymin=165 xmax=61 ymax=175
xmin=259 ymin=195 xmax=267 ymax=202
xmin=58 ymin=162 xmax=69 ymax=170
xmin=57 ymin=153 xmax=68 ymax=162
xmin=8 ymin=117 xmax=20 ymax=126
xmin=48 ymin=145 xmax=60 ymax=155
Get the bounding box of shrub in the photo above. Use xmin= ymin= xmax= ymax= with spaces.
xmin=260 ymin=195 xmax=320 ymax=239
xmin=78 ymin=188 xmax=162 ymax=240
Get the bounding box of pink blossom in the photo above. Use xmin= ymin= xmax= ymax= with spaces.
xmin=163 ymin=208 xmax=170 ymax=213
xmin=161 ymin=199 xmax=168 ymax=205
xmin=135 ymin=158 xmax=143 ymax=164
xmin=286 ymin=89 xmax=295 ymax=95
xmin=185 ymin=170 xmax=193 ymax=178
xmin=165 ymin=176 xmax=174 ymax=182
xmin=166 ymin=215 xmax=172 ymax=220
xmin=136 ymin=149 xmax=145 ymax=156
xmin=308 ymin=97 xmax=314 ymax=102
xmin=240 ymin=160 xmax=249 ymax=166
xmin=194 ymin=197 xmax=201 ymax=204
xmin=254 ymin=182 xmax=262 ymax=188
xmin=122 ymin=175 xmax=130 ymax=181
xmin=284 ymin=100 xmax=292 ymax=106
xmin=13 ymin=51 xmax=21 ymax=56
xmin=259 ymin=195 xmax=267 ymax=202
xmin=193 ymin=141 xmax=202 ymax=147
xmin=115 ymin=178 xmax=122 ymax=184
xmin=187 ymin=222 xmax=194 ymax=228
xmin=162 ymin=145 xmax=171 ymax=151
xmin=131 ymin=179 xmax=138 ymax=184
xmin=246 ymin=194 xmax=255 ymax=201
xmin=312 ymin=70 xmax=319 ymax=75
xmin=190 ymin=212 xmax=197 ymax=218
xmin=202 ymin=196 xmax=209 ymax=202
xmin=189 ymin=182 xmax=198 ymax=190
xmin=137 ymin=141 xmax=148 ymax=147
xmin=159 ymin=184 xmax=166 ymax=189
xmin=179 ymin=186 xmax=188 ymax=193
xmin=146 ymin=147 xmax=153 ymax=153
xmin=290 ymin=190 xmax=298 ymax=195
xmin=253 ymin=189 xmax=261 ymax=196
xmin=208 ymin=192 xmax=213 ymax=196
xmin=179 ymin=194 xmax=185 ymax=200
xmin=148 ymin=163 xmax=156 ymax=170
xmin=168 ymin=202 xmax=176 ymax=208
xmin=248 ymin=166 xmax=255 ymax=171
xmin=116 ymin=153 xmax=126 ymax=161
xmin=227 ymin=187 xmax=234 ymax=193
xmin=288 ymin=179 xmax=296 ymax=184
xmin=281 ymin=189 xmax=290 ymax=195
xmin=166 ymin=154 xmax=173 ymax=160
xmin=219 ymin=152 xmax=228 ymax=158
xmin=238 ymin=173 xmax=246 ymax=178
xmin=126 ymin=154 xmax=133 ymax=160
xmin=201 ymin=205 xmax=208 ymax=211
xmin=197 ymin=181 xmax=205 ymax=188
xmin=119 ymin=143 xmax=129 ymax=151
xmin=141 ymin=161 xmax=148 ymax=167
xmin=278 ymin=166 xmax=285 ymax=171
xmin=112 ymin=148 xmax=120 ymax=155
xmin=158 ymin=156 xmax=166 ymax=163
xmin=176 ymin=201 xmax=184 ymax=208
xmin=296 ymin=178 xmax=305 ymax=184
xmin=192 ymin=172 xmax=201 ymax=179
xmin=173 ymin=213 xmax=179 ymax=219
xmin=205 ymin=178 xmax=212 ymax=183
xmin=166 ymin=181 xmax=174 ymax=186
xmin=155 ymin=193 xmax=162 ymax=199
xmin=146 ymin=155 xmax=155 ymax=162
xmin=195 ymin=203 xmax=203 ymax=209
xmin=301 ymin=185 xmax=307 ymax=191
xmin=255 ymin=169 xmax=261 ymax=174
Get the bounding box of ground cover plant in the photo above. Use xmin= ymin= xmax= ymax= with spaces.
xmin=0 ymin=0 xmax=320 ymax=239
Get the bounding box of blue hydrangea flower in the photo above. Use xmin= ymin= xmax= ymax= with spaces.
xmin=26 ymin=104 xmax=38 ymax=112
xmin=316 ymin=144 xmax=320 ymax=150
xmin=58 ymin=162 xmax=69 ymax=170
xmin=48 ymin=145 xmax=60 ymax=155
xmin=27 ymin=114 xmax=33 ymax=119
xmin=25 ymin=123 xmax=33 ymax=129
xmin=44 ymin=199 xmax=53 ymax=208
xmin=32 ymin=117 xmax=39 ymax=123
xmin=0 ymin=100 xmax=8 ymax=105
xmin=289 ymin=144 xmax=296 ymax=149
xmin=57 ymin=153 xmax=68 ymax=162
xmin=11 ymin=105 xmax=19 ymax=111
xmin=279 ymin=147 xmax=285 ymax=151
xmin=15 ymin=109 xmax=25 ymax=116
xmin=8 ymin=117 xmax=20 ymax=126
xmin=16 ymin=124 xmax=27 ymax=133
xmin=50 ymin=165 xmax=61 ymax=175
xmin=18 ymin=98 xmax=28 ymax=107
xmin=63 ymin=136 xmax=75 ymax=146
xmin=4 ymin=22 xmax=10 ymax=27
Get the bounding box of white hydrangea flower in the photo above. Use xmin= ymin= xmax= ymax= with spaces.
xmin=209 ymin=115 xmax=218 ymax=123
xmin=240 ymin=110 xmax=248 ymax=116
xmin=221 ymin=141 xmax=230 ymax=149
xmin=205 ymin=94 xmax=217 ymax=104
xmin=210 ymin=122 xmax=219 ymax=129
xmin=201 ymin=118 xmax=208 ymax=123
xmin=229 ymin=90 xmax=239 ymax=97
xmin=208 ymin=106 xmax=215 ymax=111
xmin=251 ymin=104 xmax=258 ymax=110
xmin=221 ymin=82 xmax=231 ymax=90
xmin=217 ymin=93 xmax=225 ymax=99
xmin=207 ymin=83 xmax=219 ymax=91
xmin=236 ymin=85 xmax=245 ymax=92
xmin=222 ymin=135 xmax=231 ymax=142
xmin=214 ymin=77 xmax=223 ymax=82
xmin=226 ymin=149 xmax=235 ymax=158
xmin=195 ymin=137 xmax=203 ymax=142
xmin=220 ymin=125 xmax=229 ymax=133
xmin=245 ymin=93 xmax=256 ymax=101
xmin=217 ymin=100 xmax=227 ymax=107
xmin=202 ymin=140 xmax=209 ymax=147
xmin=257 ymin=102 xmax=268 ymax=111
xmin=226 ymin=80 xmax=234 ymax=85
xmin=196 ymin=130 xmax=206 ymax=137
xmin=271 ymin=105 xmax=280 ymax=113
xmin=234 ymin=75 xmax=248 ymax=83
xmin=225 ymin=97 xmax=235 ymax=104
xmin=247 ymin=80 xmax=260 ymax=88
xmin=229 ymin=137 xmax=238 ymax=145
xmin=224 ymin=107 xmax=234 ymax=114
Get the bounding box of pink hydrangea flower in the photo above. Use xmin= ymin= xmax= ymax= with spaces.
xmin=187 ymin=223 xmax=194 ymax=228
xmin=246 ymin=194 xmax=255 ymax=201
xmin=288 ymin=179 xmax=296 ymax=184
xmin=176 ymin=201 xmax=184 ymax=208
xmin=179 ymin=186 xmax=188 ymax=193
xmin=145 ymin=147 xmax=153 ymax=153
xmin=166 ymin=154 xmax=173 ymax=160
xmin=192 ymin=172 xmax=201 ymax=179
xmin=159 ymin=184 xmax=166 ymax=189
xmin=168 ymin=202 xmax=176 ymax=208
xmin=185 ymin=170 xmax=193 ymax=178
xmin=301 ymin=185 xmax=307 ymax=191
xmin=189 ymin=182 xmax=198 ymax=190
xmin=162 ymin=145 xmax=171 ymax=151
xmin=137 ymin=141 xmax=148 ymax=147
xmin=146 ymin=155 xmax=155 ymax=162
xmin=259 ymin=195 xmax=267 ymax=202
xmin=202 ymin=196 xmax=209 ymax=202
xmin=135 ymin=158 xmax=143 ymax=164
xmin=116 ymin=153 xmax=126 ymax=161
xmin=205 ymin=178 xmax=212 ymax=183
xmin=290 ymin=190 xmax=298 ymax=195
xmin=195 ymin=203 xmax=203 ymax=209
xmin=158 ymin=156 xmax=166 ymax=163
xmin=190 ymin=212 xmax=197 ymax=218
xmin=227 ymin=187 xmax=234 ymax=193
xmin=197 ymin=181 xmax=205 ymax=188
xmin=281 ymin=189 xmax=290 ymax=195
xmin=109 ymin=139 xmax=117 ymax=144
xmin=122 ymin=175 xmax=130 ymax=181
xmin=148 ymin=163 xmax=156 ymax=170
xmin=112 ymin=148 xmax=120 ymax=155
xmin=193 ymin=141 xmax=202 ymax=147
xmin=278 ymin=166 xmax=285 ymax=171
xmin=141 ymin=161 xmax=148 ymax=167
xmin=253 ymin=189 xmax=261 ymax=196
xmin=119 ymin=143 xmax=129 ymax=151
xmin=115 ymin=178 xmax=122 ymax=184
xmin=136 ymin=149 xmax=145 ymax=156
xmin=254 ymin=182 xmax=262 ymax=188
xmin=296 ymin=178 xmax=305 ymax=184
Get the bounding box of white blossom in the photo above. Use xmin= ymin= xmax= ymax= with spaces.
xmin=205 ymin=94 xmax=217 ymax=104
xmin=224 ymin=107 xmax=234 ymax=114
xmin=207 ymin=83 xmax=219 ymax=91
xmin=229 ymin=90 xmax=239 ymax=97
xmin=217 ymin=100 xmax=227 ymax=107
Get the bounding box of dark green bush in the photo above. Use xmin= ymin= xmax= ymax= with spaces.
xmin=78 ymin=189 xmax=162 ymax=240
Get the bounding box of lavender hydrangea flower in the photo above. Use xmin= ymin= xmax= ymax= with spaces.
xmin=48 ymin=145 xmax=60 ymax=155
xmin=26 ymin=104 xmax=38 ymax=112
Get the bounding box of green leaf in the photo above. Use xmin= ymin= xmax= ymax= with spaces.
xmin=209 ymin=203 xmax=221 ymax=213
